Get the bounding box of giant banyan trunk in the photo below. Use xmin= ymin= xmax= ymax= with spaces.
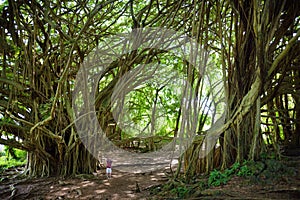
xmin=25 ymin=129 xmax=97 ymax=177
xmin=221 ymin=0 xmax=260 ymax=168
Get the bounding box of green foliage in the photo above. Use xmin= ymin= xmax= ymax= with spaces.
xmin=237 ymin=165 xmax=253 ymax=177
xmin=170 ymin=185 xmax=191 ymax=198
xmin=260 ymin=151 xmax=277 ymax=160
xmin=265 ymin=159 xmax=282 ymax=172
xmin=252 ymin=158 xmax=297 ymax=184
xmin=208 ymin=169 xmax=230 ymax=187
xmin=224 ymin=162 xmax=240 ymax=176
xmin=0 ymin=157 xmax=26 ymax=170
xmin=116 ymin=62 xmax=184 ymax=138
xmin=208 ymin=161 xmax=256 ymax=187
xmin=208 ymin=157 xmax=298 ymax=188
xmin=4 ymin=145 xmax=17 ymax=159
xmin=198 ymin=180 xmax=209 ymax=190
xmin=208 ymin=162 xmax=241 ymax=187
xmin=39 ymin=103 xmax=52 ymax=120
xmin=0 ymin=0 xmax=8 ymax=11
xmin=0 ymin=147 xmax=27 ymax=171
xmin=162 ymin=181 xmax=192 ymax=199
xmin=15 ymin=149 xmax=27 ymax=161
xmin=0 ymin=117 xmax=14 ymax=124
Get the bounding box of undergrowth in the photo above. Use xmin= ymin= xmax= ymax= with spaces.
xmin=151 ymin=156 xmax=297 ymax=199
xmin=208 ymin=160 xmax=252 ymax=187
xmin=0 ymin=147 xmax=27 ymax=172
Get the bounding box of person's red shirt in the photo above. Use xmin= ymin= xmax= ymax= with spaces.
xmin=107 ymin=159 xmax=112 ymax=168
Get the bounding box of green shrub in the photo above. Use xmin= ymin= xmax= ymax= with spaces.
xmin=265 ymin=159 xmax=282 ymax=172
xmin=3 ymin=146 xmax=27 ymax=161
xmin=0 ymin=147 xmax=27 ymax=171
xmin=198 ymin=180 xmax=208 ymax=190
xmin=208 ymin=161 xmax=256 ymax=187
xmin=171 ymin=185 xmax=190 ymax=198
xmin=0 ymin=156 xmax=26 ymax=172
xmin=15 ymin=149 xmax=27 ymax=161
xmin=0 ymin=150 xmax=5 ymax=157
xmin=224 ymin=162 xmax=240 ymax=176
xmin=208 ymin=169 xmax=230 ymax=186
xmin=237 ymin=164 xmax=253 ymax=177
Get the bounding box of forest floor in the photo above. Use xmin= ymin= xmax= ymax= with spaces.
xmin=0 ymin=155 xmax=299 ymax=199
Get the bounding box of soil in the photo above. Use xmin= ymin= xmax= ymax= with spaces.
xmin=0 ymin=155 xmax=299 ymax=200
xmin=0 ymin=167 xmax=168 ymax=200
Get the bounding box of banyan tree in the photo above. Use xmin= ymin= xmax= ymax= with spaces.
xmin=0 ymin=0 xmax=299 ymax=177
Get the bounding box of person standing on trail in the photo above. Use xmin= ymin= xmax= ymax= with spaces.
xmin=106 ymin=158 xmax=112 ymax=179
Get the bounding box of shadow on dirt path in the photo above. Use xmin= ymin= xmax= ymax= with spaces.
xmin=2 ymin=154 xmax=299 ymax=199
xmin=0 ymin=168 xmax=169 ymax=200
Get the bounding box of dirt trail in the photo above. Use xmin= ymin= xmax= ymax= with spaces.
xmin=1 ymin=154 xmax=299 ymax=199
xmin=0 ymin=168 xmax=168 ymax=200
